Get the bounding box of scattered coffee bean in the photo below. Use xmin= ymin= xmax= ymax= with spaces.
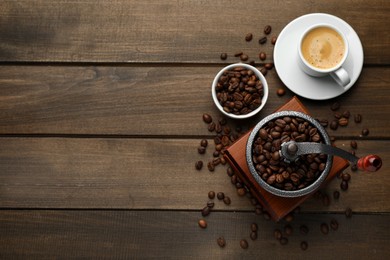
xmin=300 ymin=225 xmax=309 ymax=235
xmin=280 ymin=237 xmax=288 ymax=245
xmin=274 ymin=229 xmax=282 ymax=240
xmin=240 ymin=239 xmax=249 ymax=249
xmin=319 ymin=119 xmax=329 ymax=127
xmin=351 ymin=164 xmax=358 ymax=171
xmin=234 ymin=51 xmax=243 ymax=57
xmin=250 ymin=231 xmax=258 ymax=240
xmin=362 ymin=128 xmax=369 ymax=136
xmin=354 ymin=114 xmax=362 ymax=123
xmin=207 ymin=200 xmax=215 ymax=208
xmin=226 ymin=167 xmax=234 ymax=177
xmin=208 ymin=122 xmax=216 ymax=132
xmin=259 ymin=36 xmax=267 ymax=44
xmin=251 ymin=223 xmax=258 ymax=232
xmin=301 ymin=241 xmax=308 ymax=251
xmin=345 ymin=207 xmax=353 ymax=218
xmin=259 ymin=52 xmax=266 ymax=60
xmin=198 ymin=146 xmax=206 ymax=154
xmin=343 ymin=110 xmax=351 ymax=118
xmin=208 ymin=191 xmax=216 ymax=199
xmin=207 ymin=161 xmax=215 ymax=172
xmin=264 ymin=63 xmax=273 ymax=70
xmin=264 ymin=25 xmax=272 ymax=35
xmin=223 ymin=196 xmax=231 ymax=205
xmin=203 ymin=113 xmax=212 ymax=124
xmin=271 ymin=36 xmax=277 ymax=45
xmin=200 ymin=139 xmax=208 ymax=147
xmin=201 ymin=206 xmax=211 ymax=216
xmin=340 ymin=180 xmax=348 ymax=191
xmin=198 ymin=219 xmax=207 ymax=229
xmin=320 ymin=223 xmax=329 ymax=235
xmin=284 ymin=213 xmax=294 ymax=223
xmin=330 ymin=120 xmax=339 ymax=130
xmin=220 ymin=53 xmax=228 ymax=60
xmin=342 ymin=172 xmax=351 ymax=182
xmin=240 ymin=54 xmax=249 ymax=61
xmin=333 ymin=190 xmax=340 ymax=200
xmin=331 ymin=102 xmax=340 ymax=111
xmin=213 ymin=151 xmax=220 ymax=157
xmin=330 ymin=219 xmax=339 ymax=231
xmin=245 ymin=33 xmax=253 ymax=41
xmin=195 ymin=160 xmax=203 ymax=170
xmin=350 ymin=140 xmax=357 ymax=149
xmin=237 ymin=187 xmax=246 ymax=196
xmin=284 ymin=225 xmax=293 ymax=236
xmin=217 ymin=237 xmax=226 ymax=247
xmin=338 ymin=117 xmax=348 ymax=126
xmin=276 ymin=88 xmax=286 ymax=96
xmin=260 ymin=67 xmax=267 ymax=76
xmin=217 ymin=192 xmax=225 ymax=200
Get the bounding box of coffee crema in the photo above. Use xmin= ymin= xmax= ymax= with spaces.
xmin=301 ymin=26 xmax=345 ymax=69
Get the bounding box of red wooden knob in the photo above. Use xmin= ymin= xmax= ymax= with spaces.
xmin=357 ymin=155 xmax=382 ymax=172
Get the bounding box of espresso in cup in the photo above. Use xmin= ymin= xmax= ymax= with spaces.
xmin=301 ymin=26 xmax=345 ymax=69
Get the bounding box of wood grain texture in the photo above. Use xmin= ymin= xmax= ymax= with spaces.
xmin=0 ymin=0 xmax=389 ymax=64
xmin=0 ymin=137 xmax=388 ymax=212
xmin=0 ymin=66 xmax=389 ymax=136
xmin=0 ymin=210 xmax=389 ymax=259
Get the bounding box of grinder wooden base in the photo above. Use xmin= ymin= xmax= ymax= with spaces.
xmin=223 ymin=97 xmax=349 ymax=221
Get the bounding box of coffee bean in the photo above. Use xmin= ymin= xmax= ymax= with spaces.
xmin=284 ymin=225 xmax=293 ymax=236
xmin=300 ymin=241 xmax=308 ymax=251
xmin=333 ymin=190 xmax=340 ymax=200
xmin=207 ymin=200 xmax=215 ymax=209
xmin=330 ymin=219 xmax=339 ymax=230
xmin=217 ymin=237 xmax=226 ymax=247
xmin=260 ymin=67 xmax=267 ymax=76
xmin=320 ymin=223 xmax=329 ymax=235
xmin=223 ymin=196 xmax=231 ymax=205
xmin=330 ymin=120 xmax=339 ymax=130
xmin=240 ymin=54 xmax=249 ymax=61
xmin=276 ymin=88 xmax=286 ymax=96
xmin=203 ymin=113 xmax=213 ymax=123
xmin=280 ymin=237 xmax=288 ymax=245
xmin=264 ymin=25 xmax=272 ymax=35
xmin=362 ymin=128 xmax=369 ymax=136
xmin=354 ymin=114 xmax=362 ymax=123
xmin=342 ymin=172 xmax=351 ymax=182
xmin=351 ymin=164 xmax=358 ymax=171
xmin=345 ymin=207 xmax=353 ymax=218
xmin=284 ymin=213 xmax=294 ymax=223
xmin=319 ymin=119 xmax=329 ymax=127
xmin=207 ymin=161 xmax=215 ymax=172
xmin=208 ymin=191 xmax=215 ymax=199
xmin=213 ymin=151 xmax=220 ymax=157
xmin=195 ymin=161 xmax=203 ymax=170
xmin=226 ymin=167 xmax=234 ymax=177
xmin=250 ymin=231 xmax=258 ymax=240
xmin=340 ymin=180 xmax=348 ymax=191
xmin=200 ymin=139 xmax=208 ymax=147
xmin=271 ymin=36 xmax=277 ymax=45
xmin=240 ymin=239 xmax=249 ymax=249
xmin=259 ymin=36 xmax=267 ymax=44
xmin=331 ymin=102 xmax=340 ymax=111
xmin=212 ymin=157 xmax=221 ymax=166
xmin=274 ymin=229 xmax=282 ymax=240
xmin=198 ymin=219 xmax=207 ymax=229
xmin=245 ymin=33 xmax=253 ymax=41
xmin=234 ymin=51 xmax=243 ymax=57
xmin=259 ymin=52 xmax=266 ymax=60
xmin=237 ymin=188 xmax=246 ymax=196
xmin=343 ymin=110 xmax=351 ymax=118
xmin=217 ymin=192 xmax=225 ymax=200
xmin=300 ymin=225 xmax=309 ymax=235
xmin=208 ymin=122 xmax=216 ymax=132
xmin=198 ymin=146 xmax=206 ymax=154
xmin=250 ymin=223 xmax=258 ymax=232
xmin=220 ymin=53 xmax=227 ymax=60
xmin=264 ymin=63 xmax=273 ymax=70
xmin=338 ymin=117 xmax=348 ymax=126
xmin=201 ymin=206 xmax=210 ymax=216
xmin=350 ymin=140 xmax=357 ymax=149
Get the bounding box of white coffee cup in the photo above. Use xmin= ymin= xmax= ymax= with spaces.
xmin=298 ymin=23 xmax=350 ymax=87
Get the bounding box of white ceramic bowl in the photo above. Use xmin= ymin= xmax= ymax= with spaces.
xmin=211 ymin=63 xmax=268 ymax=119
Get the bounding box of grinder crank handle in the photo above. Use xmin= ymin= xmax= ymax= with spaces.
xmin=280 ymin=141 xmax=382 ymax=172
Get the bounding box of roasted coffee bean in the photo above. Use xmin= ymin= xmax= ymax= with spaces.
xmin=330 ymin=120 xmax=339 ymax=130
xmin=217 ymin=237 xmax=226 ymax=247
xmin=208 ymin=122 xmax=216 ymax=132
xmin=259 ymin=36 xmax=267 ymax=44
xmin=195 ymin=160 xmax=203 ymax=170
xmin=276 ymin=88 xmax=286 ymax=96
xmin=264 ymin=63 xmax=273 ymax=70
xmin=198 ymin=146 xmax=206 ymax=154
xmin=331 ymin=102 xmax=340 ymax=111
xmin=320 ymin=223 xmax=329 ymax=235
xmin=240 ymin=54 xmax=249 ymax=61
xmin=319 ymin=119 xmax=329 ymax=127
xmin=284 ymin=213 xmax=294 ymax=223
xmin=350 ymin=140 xmax=357 ymax=149
xmin=240 ymin=239 xmax=249 ymax=249
xmin=300 ymin=241 xmax=308 ymax=251
xmin=245 ymin=33 xmax=253 ymax=41
xmin=207 ymin=200 xmax=214 ymax=209
xmin=271 ymin=36 xmax=277 ymax=45
xmin=362 ymin=128 xmax=369 ymax=136
xmin=274 ymin=229 xmax=282 ymax=240
xmin=330 ymin=219 xmax=339 ymax=230
xmin=259 ymin=52 xmax=266 ymax=60
xmin=201 ymin=206 xmax=211 ymax=216
xmin=354 ymin=114 xmax=362 ymax=123
xmin=260 ymin=67 xmax=267 ymax=76
xmin=217 ymin=192 xmax=225 ymax=200
xmin=343 ymin=110 xmax=351 ymax=118
xmin=198 ymin=219 xmax=207 ymax=229
xmin=237 ymin=188 xmax=246 ymax=196
xmin=213 ymin=151 xmax=220 ymax=157
xmin=280 ymin=237 xmax=288 ymax=245
xmin=264 ymin=25 xmax=272 ymax=35
xmin=345 ymin=207 xmax=353 ymax=218
xmin=223 ymin=196 xmax=231 ymax=205
xmin=300 ymin=225 xmax=309 ymax=235
xmin=339 ymin=117 xmax=348 ymax=126
xmin=207 ymin=161 xmax=215 ymax=172
xmin=208 ymin=191 xmax=216 ymax=199
xmin=251 ymin=223 xmax=258 ymax=232
xmin=340 ymin=180 xmax=348 ymax=191
xmin=334 ymin=112 xmax=342 ymax=119
xmin=227 ymin=167 xmax=234 ymax=177
xmin=333 ymin=190 xmax=340 ymax=200
xmin=342 ymin=172 xmax=351 ymax=182
xmin=200 ymin=139 xmax=208 ymax=147
xmin=220 ymin=53 xmax=227 ymax=60
xmin=284 ymin=225 xmax=293 ymax=236
xmin=250 ymin=231 xmax=258 ymax=240
xmin=234 ymin=51 xmax=243 ymax=57
xmin=203 ymin=113 xmax=213 ymax=123
xmin=212 ymin=157 xmax=221 ymax=166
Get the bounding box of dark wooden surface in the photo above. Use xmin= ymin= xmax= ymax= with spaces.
xmin=0 ymin=0 xmax=389 ymax=259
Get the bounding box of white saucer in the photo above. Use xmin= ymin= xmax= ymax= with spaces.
xmin=274 ymin=13 xmax=364 ymax=100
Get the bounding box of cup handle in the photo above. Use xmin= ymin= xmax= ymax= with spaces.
xmin=330 ymin=67 xmax=350 ymax=87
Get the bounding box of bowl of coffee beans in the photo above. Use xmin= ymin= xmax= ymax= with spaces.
xmin=211 ymin=63 xmax=268 ymax=119
xmin=246 ymin=111 xmax=333 ymax=198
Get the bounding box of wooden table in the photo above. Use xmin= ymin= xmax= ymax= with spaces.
xmin=0 ymin=1 xmax=389 ymax=258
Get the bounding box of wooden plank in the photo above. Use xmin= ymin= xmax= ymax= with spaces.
xmin=0 ymin=138 xmax=388 ymax=212
xmin=0 ymin=0 xmax=389 ymax=64
xmin=0 ymin=66 xmax=389 ymax=136
xmin=0 ymin=210 xmax=388 ymax=259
